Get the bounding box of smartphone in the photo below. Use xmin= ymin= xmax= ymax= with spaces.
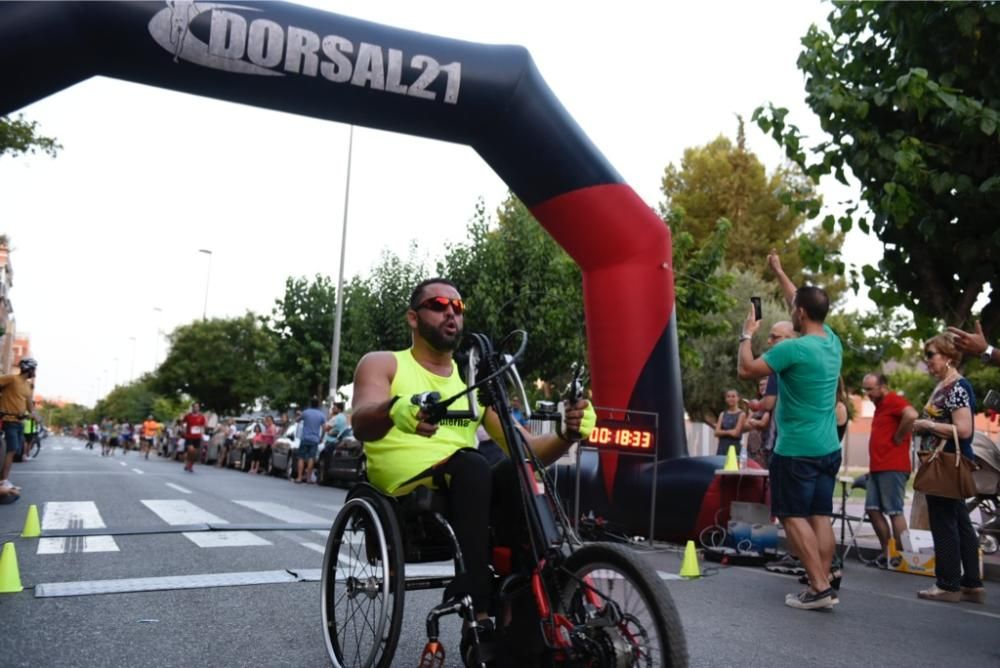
xmin=750 ymin=296 xmax=762 ymax=321
xmin=985 ymin=389 xmax=1000 ymax=412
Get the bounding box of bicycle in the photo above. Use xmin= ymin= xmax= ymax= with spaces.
xmin=321 ymin=331 xmax=687 ymax=667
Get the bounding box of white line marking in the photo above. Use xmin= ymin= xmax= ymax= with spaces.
xmin=132 ymin=468 xmax=144 ymax=475
xmin=53 ymin=446 xmax=64 ymax=451
xmin=165 ymin=483 xmax=192 ymax=494
xmin=232 ymin=500 xmax=334 ymax=536
xmin=71 ymin=446 xmax=83 ymax=451
xmin=37 ymin=502 xmax=120 ymax=555
xmin=299 ymin=541 xmax=326 ymax=554
xmin=656 ymin=571 xmax=683 ymax=581
xmin=141 ymin=499 xmax=271 ymax=548
xmin=119 ymin=461 xmax=127 ymax=467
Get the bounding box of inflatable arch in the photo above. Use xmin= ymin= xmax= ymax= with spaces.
xmin=2 ymin=1 xmax=757 ymax=540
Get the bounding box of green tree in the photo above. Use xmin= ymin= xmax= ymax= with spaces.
xmin=754 ymin=2 xmax=1000 ymax=336
xmin=265 ymin=275 xmax=338 ymax=407
xmin=155 ymin=314 xmax=273 ymax=414
xmin=0 ymin=114 xmax=60 ymax=158
xmin=439 ymin=195 xmax=586 ymax=382
xmin=660 ymin=121 xmax=846 ymax=302
xmin=665 ymin=208 xmax=736 ymax=371
xmin=826 ymin=309 xmax=911 ymax=393
xmin=887 ymin=367 xmax=936 ymax=410
xmin=91 ymin=375 xmax=184 ymax=424
xmin=41 ymin=402 xmax=91 ymax=430
xmin=681 ymin=268 xmax=784 ymax=423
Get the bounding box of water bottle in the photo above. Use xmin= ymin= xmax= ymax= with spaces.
xmin=739 ymin=443 xmax=748 ymax=469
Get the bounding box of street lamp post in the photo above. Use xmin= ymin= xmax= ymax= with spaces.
xmin=329 ymin=125 xmax=354 ymax=400
xmin=128 ymin=336 xmax=137 ymax=382
xmin=198 ymin=249 xmax=213 ymax=320
xmin=152 ymin=306 xmax=163 ymax=367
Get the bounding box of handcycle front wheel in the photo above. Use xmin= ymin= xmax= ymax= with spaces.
xmin=321 ymin=495 xmax=405 ymax=668
xmin=559 ymin=542 xmax=688 ymax=668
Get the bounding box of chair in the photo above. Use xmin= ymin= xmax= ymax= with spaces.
xmin=836 ymin=474 xmax=877 ymax=565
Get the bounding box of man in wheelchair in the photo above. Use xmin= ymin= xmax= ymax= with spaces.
xmin=351 ymin=278 xmax=595 ymax=665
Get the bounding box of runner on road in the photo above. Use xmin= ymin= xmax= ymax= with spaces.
xmin=181 ymin=403 xmax=206 ymax=473
xmin=141 ymin=415 xmax=160 ymax=460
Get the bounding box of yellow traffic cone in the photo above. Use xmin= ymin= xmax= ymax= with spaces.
xmin=679 ymin=540 xmax=701 ymax=579
xmin=0 ymin=542 xmax=23 ymax=593
xmin=21 ymin=504 xmax=40 ymax=538
xmin=724 ymin=445 xmax=739 ymax=472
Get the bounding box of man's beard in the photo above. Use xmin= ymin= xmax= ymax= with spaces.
xmin=417 ymin=316 xmax=462 ymax=352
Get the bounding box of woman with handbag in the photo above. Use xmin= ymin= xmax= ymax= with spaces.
xmin=911 ymin=334 xmax=985 ymax=603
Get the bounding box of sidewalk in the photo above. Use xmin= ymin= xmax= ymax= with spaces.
xmin=828 ymin=491 xmax=999 ymax=581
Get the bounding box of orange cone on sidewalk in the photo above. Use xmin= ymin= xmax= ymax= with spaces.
xmin=0 ymin=542 xmax=23 ymax=593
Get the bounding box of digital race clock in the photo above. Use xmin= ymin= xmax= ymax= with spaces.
xmin=584 ymin=409 xmax=658 ymax=453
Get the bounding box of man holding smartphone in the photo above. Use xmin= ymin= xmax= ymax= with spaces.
xmin=737 ymin=251 xmax=843 ymax=610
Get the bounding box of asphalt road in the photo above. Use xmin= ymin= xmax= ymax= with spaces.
xmin=1 ymin=436 xmax=998 ymax=667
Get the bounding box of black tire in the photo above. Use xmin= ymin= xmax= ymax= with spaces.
xmin=317 ymin=453 xmax=330 ymax=486
xmin=322 ymin=492 xmax=405 ymax=668
xmin=559 ymin=542 xmax=687 ymax=668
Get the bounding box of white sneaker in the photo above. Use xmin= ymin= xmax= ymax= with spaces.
xmin=0 ymin=479 xmax=12 ymax=489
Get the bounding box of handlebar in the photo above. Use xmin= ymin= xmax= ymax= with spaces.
xmin=409 ymin=330 xmax=530 ymax=424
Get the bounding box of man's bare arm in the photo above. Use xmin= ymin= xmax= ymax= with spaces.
xmin=483 ymin=399 xmax=590 ymax=466
xmin=894 ymin=406 xmax=918 ymax=444
xmin=767 ymin=250 xmax=796 ymax=312
xmin=737 ymin=305 xmax=773 ymax=380
xmin=350 ymin=352 xmax=397 ymax=443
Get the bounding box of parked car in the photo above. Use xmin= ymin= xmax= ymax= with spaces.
xmin=226 ymin=421 xmax=261 ymax=472
xmin=317 ymin=429 xmax=365 ymax=487
xmin=203 ymin=418 xmax=252 ymax=465
xmin=270 ymin=423 xmax=301 ymax=478
xmin=201 ymin=428 xmax=225 ymax=464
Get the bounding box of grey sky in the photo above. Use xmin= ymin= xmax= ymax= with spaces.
xmin=0 ymin=0 xmax=876 ymax=406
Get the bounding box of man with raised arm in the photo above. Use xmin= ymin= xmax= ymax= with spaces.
xmin=947 ymin=320 xmax=1000 ymax=367
xmin=351 ymin=277 xmax=595 ymax=663
xmin=737 ymin=252 xmax=843 ymax=610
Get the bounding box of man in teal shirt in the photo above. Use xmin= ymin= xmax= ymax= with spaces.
xmin=738 ymin=251 xmax=843 ymax=611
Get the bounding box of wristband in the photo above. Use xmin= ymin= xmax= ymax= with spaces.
xmin=388 ymin=395 xmax=421 ymax=434
xmin=739 ymin=334 xmax=752 ymax=342
xmin=578 ymin=402 xmax=597 ymax=439
xmin=983 ymin=344 xmax=995 ymax=363
xmin=557 ymin=401 xmax=597 ymax=442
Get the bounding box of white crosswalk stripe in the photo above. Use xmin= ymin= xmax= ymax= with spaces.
xmin=141 ymin=499 xmax=272 ymax=548
xmin=232 ymin=500 xmax=336 ymax=537
xmin=165 ymin=483 xmax=192 ymax=494
xmin=38 ymin=502 xmax=120 ymax=555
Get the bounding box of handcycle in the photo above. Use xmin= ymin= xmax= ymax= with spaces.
xmin=320 ymin=331 xmax=687 ymax=667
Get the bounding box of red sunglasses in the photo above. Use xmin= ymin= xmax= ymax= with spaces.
xmin=416 ymin=296 xmax=465 ymax=315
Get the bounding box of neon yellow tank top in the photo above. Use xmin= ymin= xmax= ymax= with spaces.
xmin=365 ymin=349 xmax=483 ymax=495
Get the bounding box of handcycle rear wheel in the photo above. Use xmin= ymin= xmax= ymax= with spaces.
xmin=321 ymin=496 xmax=405 ymax=668
xmin=559 ymin=542 xmax=687 ymax=668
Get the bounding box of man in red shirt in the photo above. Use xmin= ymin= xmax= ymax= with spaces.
xmin=181 ymin=402 xmax=207 ymax=473
xmin=862 ymin=374 xmax=918 ymax=567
